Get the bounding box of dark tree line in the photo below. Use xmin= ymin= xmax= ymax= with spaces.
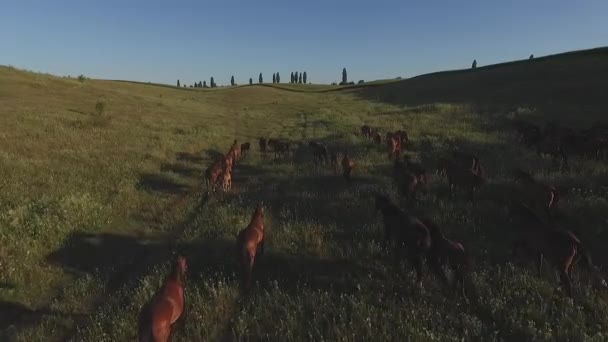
xmin=289 ymin=71 xmax=308 ymax=84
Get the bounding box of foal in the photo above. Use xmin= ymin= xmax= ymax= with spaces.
xmin=236 ymin=203 xmax=265 ymax=290
xmin=138 ymin=256 xmax=187 ymax=342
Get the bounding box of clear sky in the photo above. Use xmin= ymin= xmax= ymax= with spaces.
xmin=1 ymin=1 xmax=607 ymax=85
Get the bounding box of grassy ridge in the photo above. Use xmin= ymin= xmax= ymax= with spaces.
xmin=1 ymin=47 xmax=608 ymax=341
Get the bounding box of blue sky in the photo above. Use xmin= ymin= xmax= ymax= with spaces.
xmin=1 ymin=1 xmax=607 ymax=85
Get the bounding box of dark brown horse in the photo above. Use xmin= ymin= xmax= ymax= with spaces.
xmin=330 ymin=151 xmax=338 ymax=175
xmin=374 ymin=195 xmax=431 ymax=287
xmin=420 ymin=217 xmax=471 ymax=299
xmin=258 ymin=137 xmax=268 ymax=153
xmin=138 ymin=256 xmax=187 ymax=342
xmin=341 ymin=151 xmax=354 ymax=181
xmin=309 ymin=141 xmax=328 ymax=164
xmin=508 ymin=204 xmax=603 ymax=297
xmin=240 ymin=142 xmax=251 ymax=157
xmin=439 ymin=159 xmax=485 ymax=199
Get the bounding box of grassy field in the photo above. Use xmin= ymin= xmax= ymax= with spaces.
xmin=1 ymin=47 xmax=608 ymax=341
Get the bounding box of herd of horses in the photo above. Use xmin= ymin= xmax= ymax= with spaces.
xmin=137 ymin=120 xmax=608 ymax=341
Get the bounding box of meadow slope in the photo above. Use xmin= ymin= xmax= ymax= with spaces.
xmin=1 ymin=47 xmax=608 ymax=341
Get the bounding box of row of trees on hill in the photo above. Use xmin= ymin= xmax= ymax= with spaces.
xmin=177 ymin=78 xmax=216 ymax=88
xmin=289 ymin=71 xmax=308 ymax=84
xmin=175 ymin=54 xmax=539 ymax=88
xmin=175 ymin=70 xmax=321 ymax=88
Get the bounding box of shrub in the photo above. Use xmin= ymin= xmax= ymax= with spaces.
xmin=78 ymin=75 xmax=86 ymax=82
xmin=95 ymin=101 xmax=106 ymax=115
xmin=358 ymin=80 xmax=364 ymax=84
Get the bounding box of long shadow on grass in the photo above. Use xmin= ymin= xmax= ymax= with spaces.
xmin=137 ymin=173 xmax=191 ymax=194
xmin=160 ymin=162 xmax=202 ymax=178
xmin=0 ymin=300 xmax=86 ymax=338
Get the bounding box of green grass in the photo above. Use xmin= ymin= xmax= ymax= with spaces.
xmin=2 ymin=47 xmax=608 ymax=341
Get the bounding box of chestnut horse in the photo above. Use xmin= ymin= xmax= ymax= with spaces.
xmin=138 ymin=256 xmax=187 ymax=342
xmin=236 ymin=203 xmax=265 ymax=290
xmin=205 ymin=162 xmax=223 ymax=193
xmin=221 ymin=164 xmax=232 ymax=192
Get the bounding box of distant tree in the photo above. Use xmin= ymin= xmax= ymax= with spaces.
xmin=189 ymin=85 xmax=193 ymax=87
xmin=177 ymin=79 xmax=180 ymax=87
xmin=331 ymin=82 xmax=337 ymax=86
xmin=210 ymin=77 xmax=215 ymax=87
xmin=272 ymin=73 xmax=276 ymax=83
xmin=529 ymin=54 xmax=534 ymax=59
xmin=472 ymin=60 xmax=477 ymax=69
xmin=294 ymin=71 xmax=299 ymax=84
xmin=342 ymin=68 xmax=347 ymax=84
xmin=259 ymin=73 xmax=263 ymax=84
xmin=203 ymin=81 xmax=207 ymax=88
xmin=198 ymin=81 xmax=202 ymax=87
xmin=231 ymin=76 xmax=235 ymax=86
xmin=303 ymin=72 xmax=307 ymax=84
xmin=183 ymin=84 xmax=186 ymax=87
xmin=299 ymin=73 xmax=302 ymax=84
xmin=290 ymin=72 xmax=294 ymax=83
xmin=358 ymin=80 xmax=364 ymax=84
xmin=249 ymin=78 xmax=253 ymax=85
xmin=276 ymin=72 xmax=280 ymax=83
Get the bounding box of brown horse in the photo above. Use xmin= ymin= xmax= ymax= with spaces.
xmin=309 ymin=141 xmax=328 ymax=165
xmin=341 ymin=151 xmax=354 ymax=181
xmin=330 ymin=151 xmax=338 ymax=175
xmin=138 ymin=256 xmax=187 ymax=342
xmin=223 ymin=153 xmax=234 ymax=171
xmin=393 ymin=159 xmax=418 ymax=199
xmin=512 ymin=168 xmax=559 ymax=215
xmin=240 ymin=142 xmax=251 ymax=157
xmin=374 ymin=195 xmax=431 ymax=287
xmin=439 ymin=159 xmax=485 ymax=199
xmin=230 ymin=139 xmax=241 ymax=160
xmin=205 ymin=162 xmax=223 ymax=193
xmin=508 ymin=204 xmax=603 ymax=297
xmin=373 ymin=132 xmax=382 ymax=145
xmin=403 ymin=155 xmax=427 ymax=185
xmin=420 ymin=217 xmax=471 ymax=299
xmin=258 ymin=137 xmax=268 ymax=153
xmin=388 ymin=135 xmax=401 ymax=160
xmin=236 ymin=203 xmax=265 ymax=290
xmin=361 ymin=125 xmax=372 ymax=139
xmin=221 ymin=165 xmax=232 ymax=192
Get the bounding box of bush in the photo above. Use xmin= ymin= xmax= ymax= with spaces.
xmin=95 ymin=101 xmax=105 ymax=115
xmin=358 ymin=80 xmax=365 ymax=84
xmin=78 ymin=75 xmax=86 ymax=82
